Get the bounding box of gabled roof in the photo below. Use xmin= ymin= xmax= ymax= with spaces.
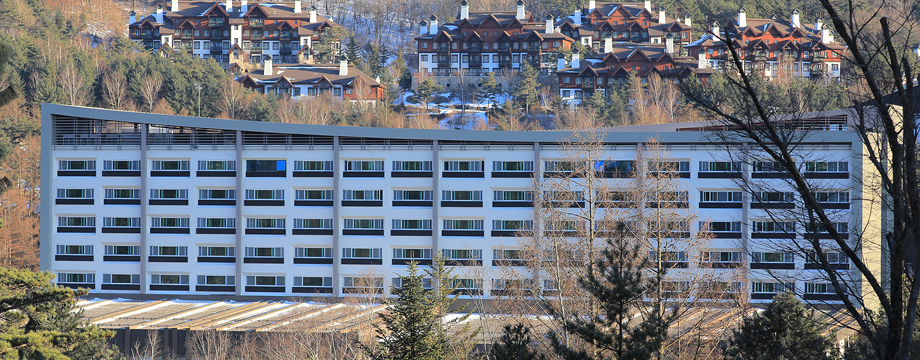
xmin=202 ymin=3 xmax=230 ymax=17
xmin=242 ymin=4 xmax=271 ymax=18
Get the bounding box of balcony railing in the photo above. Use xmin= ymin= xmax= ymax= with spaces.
xmin=208 ymin=20 xmax=224 ymax=27
xmin=280 ymin=45 xmax=294 ymax=53
xmin=498 ymin=44 xmax=511 ymax=52
xmin=437 ymin=59 xmax=451 ymax=67
xmin=469 ymin=45 xmax=482 ymax=52
xmin=280 ymin=33 xmax=291 ymax=40
xmin=437 ymin=45 xmax=450 ymax=52
xmin=469 ymin=60 xmax=482 ymax=68
xmin=210 ymin=46 xmax=224 ymax=55
xmin=250 ymin=47 xmax=263 ymax=53
xmin=142 ymin=32 xmax=154 ymax=39
xmin=210 ymin=32 xmax=224 ymax=40
xmin=813 ymin=54 xmax=827 ymax=62
xmin=498 ymin=61 xmax=512 ymax=68
xmin=251 ymin=34 xmax=263 ymax=40
xmin=249 ymin=19 xmax=264 ymax=27
xmin=527 ymin=45 xmax=540 ymax=52
xmin=582 ymin=80 xmax=595 ymax=88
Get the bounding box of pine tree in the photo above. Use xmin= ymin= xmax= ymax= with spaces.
xmin=515 ymin=61 xmax=539 ymax=114
xmin=0 ymin=267 xmax=120 ymax=359
xmin=491 ymin=324 xmax=545 ymax=360
xmin=0 ymin=43 xmax=18 ymax=107
xmin=361 ymin=262 xmax=443 ymax=360
xmin=548 ymin=224 xmax=674 ymax=360
xmin=724 ymin=292 xmax=836 ymax=360
xmin=415 ymin=79 xmax=442 ymax=113
xmin=345 ymin=36 xmax=360 ymax=66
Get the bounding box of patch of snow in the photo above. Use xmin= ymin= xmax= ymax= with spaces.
xmin=586 ymin=59 xmax=602 ymax=64
xmin=686 ymin=34 xmax=712 ymax=47
xmin=445 ymin=25 xmax=458 ymax=30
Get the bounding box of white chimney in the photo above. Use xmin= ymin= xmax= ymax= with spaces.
xmin=644 ymin=0 xmax=651 ymax=11
xmin=460 ymin=0 xmax=469 ymax=20
xmin=557 ymin=54 xmax=566 ymax=70
xmin=154 ymin=5 xmax=163 ymax=23
xmin=588 ymin=0 xmax=595 ymax=11
xmin=574 ymin=9 xmax=582 ymax=25
xmin=225 ymin=0 xmax=232 ymax=12
xmin=310 ymin=5 xmax=317 ymax=23
xmin=698 ymin=51 xmax=707 ymax=69
xmin=821 ymin=25 xmax=832 ymax=43
xmin=171 ymin=0 xmax=178 ymax=12
xmin=815 ymin=20 xmax=823 ymax=34
xmin=420 ymin=19 xmax=429 ymax=36
xmin=712 ymin=21 xmax=720 ymax=36
xmin=738 ymin=7 xmax=747 ymax=27
xmin=659 ymin=8 xmax=665 ymax=24
xmin=516 ymin=0 xmax=525 ymax=20
xmin=684 ymin=16 xmax=691 ymax=27
xmin=665 ymin=36 xmax=674 ymax=53
xmin=241 ymin=0 xmax=248 ymax=13
xmin=339 ymin=57 xmax=349 ymax=76
xmin=294 ymin=0 xmax=302 ymax=13
xmin=571 ymin=52 xmax=580 ymax=68
xmin=545 ymin=15 xmax=554 ymax=34
xmin=429 ymin=15 xmax=438 ymax=35
xmin=791 ymin=9 xmax=800 ymax=28
xmin=264 ymin=55 xmax=273 ymax=76
xmin=604 ymin=37 xmax=612 ymax=53
xmin=129 ymin=10 xmax=136 ymax=24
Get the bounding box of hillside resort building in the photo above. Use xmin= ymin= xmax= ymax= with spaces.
xmin=42 ymin=104 xmax=885 ymax=304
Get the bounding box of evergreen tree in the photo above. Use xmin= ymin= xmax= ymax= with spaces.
xmin=0 ymin=267 xmax=120 ymax=359
xmin=491 ymin=324 xmax=545 ymax=360
xmin=0 ymin=43 xmax=18 ymax=107
xmin=415 ymin=79 xmax=442 ymax=113
xmin=548 ymin=225 xmax=674 ymax=360
xmin=724 ymin=292 xmax=836 ymax=360
xmin=477 ymin=72 xmax=499 ymax=107
xmin=515 ymin=61 xmax=540 ymax=114
xmin=361 ymin=262 xmax=443 ymax=360
xmin=345 ymin=35 xmax=360 ymax=67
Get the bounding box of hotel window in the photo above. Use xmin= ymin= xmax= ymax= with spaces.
xmin=58 ymin=273 xmax=94 ymax=284
xmin=753 ymin=161 xmax=786 ymax=172
xmin=805 ymin=283 xmax=838 ymax=294
xmin=815 ymin=191 xmax=849 ymax=203
xmin=393 ymin=277 xmax=432 ymax=289
xmin=103 ymin=217 xmax=140 ymax=228
xmin=805 ymin=161 xmax=848 ymax=172
xmin=150 ymin=246 xmax=187 ymax=256
xmin=247 ymin=275 xmax=285 ymax=286
xmin=151 ymin=274 xmax=189 ymax=284
xmin=199 ymin=189 xmax=235 ymax=200
xmin=150 ymin=189 xmax=188 ymax=199
xmin=451 ymin=278 xmax=483 ymax=289
xmin=60 ymin=160 xmax=96 ymax=171
xmin=648 ymin=251 xmax=688 ymax=263
xmin=752 ymin=252 xmax=794 ymax=263
xmin=544 ymin=160 xmax=578 ymax=172
xmin=197 ymin=218 xmax=235 ymax=228
xmin=752 ymin=282 xmax=794 ymax=294
xmin=393 ymin=190 xmax=432 ymax=200
xmin=343 ymin=277 xmax=383 ymax=288
xmin=295 ymin=276 xmax=332 ymax=287
xmin=246 ymin=159 xmax=286 ymax=172
xmin=343 ymin=190 xmax=382 ymax=200
xmin=444 ymin=249 xmax=482 ymax=260
xmin=103 ymin=274 xmax=140 ymax=284
xmin=57 ymin=245 xmax=93 ymax=255
xmin=245 ymin=247 xmax=284 ymax=257
xmin=295 ymin=190 xmax=332 ymax=200
xmin=392 ymin=219 xmax=432 ymax=230
xmin=444 ymin=160 xmax=482 ymax=171
xmin=58 ymin=216 xmax=95 ymax=228
xmin=806 ymin=251 xmax=848 ymax=265
xmin=246 ymin=218 xmax=285 ymax=229
xmin=57 ymin=189 xmax=94 ymax=204
xmin=245 ymin=189 xmax=284 ymax=200
xmin=104 ymin=160 xmax=140 ymax=171
xmin=806 ymin=222 xmax=849 ymax=234
xmin=295 ymin=247 xmax=332 ymax=259
xmin=343 ymin=248 xmax=383 ymax=259
xmin=699 ymin=191 xmax=742 ymax=202
xmin=492 ymin=220 xmax=532 ymax=231
xmin=752 ymin=221 xmax=795 ymax=233
xmin=702 ymin=251 xmax=741 ymax=263
xmin=344 ymin=160 xmax=383 ymax=171
xmin=442 ymin=190 xmax=482 ymax=201
xmin=421 ymin=55 xmax=428 ymax=61
xmin=393 ymin=248 xmax=432 ymax=260
xmin=104 ymin=245 xmax=140 ymax=256
xmin=344 ymin=219 xmax=383 ymax=229
xmin=702 ymin=221 xmax=742 ymax=232
xmin=198 ymin=160 xmax=236 ymax=171
xmin=294 ymin=160 xmax=333 ymax=171
xmin=492 ymin=161 xmax=533 ymax=172
xmin=151 ymin=217 xmax=189 ymax=228
xmin=699 ymin=161 xmax=740 ymax=172
xmin=443 ymin=219 xmax=483 ymax=230
xmin=293 ymin=218 xmax=333 ymax=229
xmin=755 ymin=191 xmax=794 ymax=202
xmin=199 ymin=247 xmax=235 ymax=257
xmin=649 ymin=161 xmax=690 ymax=172
xmin=198 ymin=275 xmax=235 ymax=285
xmin=392 ymin=161 xmax=432 ymax=171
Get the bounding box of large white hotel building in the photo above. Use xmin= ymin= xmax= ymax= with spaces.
xmin=40 ymin=104 xmax=886 ymax=304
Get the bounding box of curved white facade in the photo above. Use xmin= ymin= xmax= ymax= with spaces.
xmin=41 ymin=104 xmax=884 ymax=304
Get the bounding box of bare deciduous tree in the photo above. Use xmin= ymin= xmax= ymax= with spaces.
xmin=101 ymin=70 xmax=127 ymax=110
xmin=57 ymin=60 xmax=88 ymax=106
xmin=138 ymin=73 xmax=163 ymax=113
xmin=217 ymin=78 xmax=252 ymax=120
